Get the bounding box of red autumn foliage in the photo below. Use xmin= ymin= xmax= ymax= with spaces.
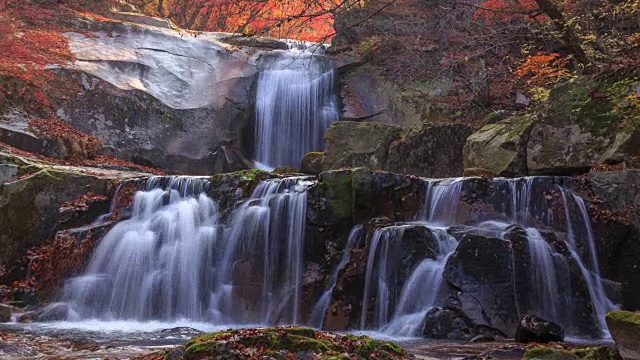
xmin=514 ymin=52 xmax=570 ymax=86
xmin=0 ymin=140 xmax=165 ymax=174
xmin=60 ymin=192 xmax=108 ymax=211
xmin=138 ymin=0 xmax=355 ymax=41
xmin=12 ymin=230 xmax=96 ymax=299
xmin=28 ymin=118 xmax=102 ymax=158
xmin=474 ymin=0 xmax=547 ymax=24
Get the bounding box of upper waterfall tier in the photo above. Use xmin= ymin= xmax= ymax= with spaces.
xmin=254 ymin=46 xmax=339 ymax=169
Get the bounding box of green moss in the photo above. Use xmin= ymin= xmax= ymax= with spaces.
xmin=319 ymin=170 xmax=354 ymax=219
xmin=273 ymin=166 xmax=300 ymax=174
xmin=179 ymin=327 xmax=411 ymax=359
xmin=572 ymin=346 xmax=622 ymax=360
xmin=606 ymin=310 xmax=640 ymax=325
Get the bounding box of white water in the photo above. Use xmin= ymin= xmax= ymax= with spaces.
xmin=310 ymin=225 xmax=363 ymax=328
xmin=360 ymin=180 xmax=464 ymax=335
xmin=356 ymin=177 xmax=616 ymax=338
xmin=559 ymin=187 xmax=617 ymax=334
xmin=62 ymin=176 xmax=312 ymax=326
xmin=254 ymin=46 xmax=338 ymax=168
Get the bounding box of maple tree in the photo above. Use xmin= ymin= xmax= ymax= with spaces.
xmin=125 ymin=0 xmax=364 ymax=41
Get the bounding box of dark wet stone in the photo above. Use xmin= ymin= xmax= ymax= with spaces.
xmin=515 ymin=314 xmax=564 ymax=343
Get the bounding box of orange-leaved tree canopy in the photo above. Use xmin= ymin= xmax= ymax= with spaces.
xmin=127 ymin=0 xmax=363 ymax=42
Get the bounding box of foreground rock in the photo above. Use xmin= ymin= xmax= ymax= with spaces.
xmin=606 ymin=311 xmax=640 ymax=360
xmin=515 ymin=314 xmax=564 ymax=343
xmin=135 ymin=327 xmax=414 ymax=360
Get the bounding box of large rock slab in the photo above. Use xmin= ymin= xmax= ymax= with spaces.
xmin=463 ymin=115 xmax=535 ymax=176
xmin=322 ymin=121 xmax=401 ymax=171
xmin=46 ymin=19 xmax=277 ymax=174
xmin=443 ymin=234 xmax=521 ymax=336
xmin=527 ymin=78 xmax=639 ymax=175
xmin=386 ymin=123 xmax=473 ymax=178
xmin=0 ymin=152 xmax=143 ymax=278
xmin=606 ymin=311 xmax=640 ymax=360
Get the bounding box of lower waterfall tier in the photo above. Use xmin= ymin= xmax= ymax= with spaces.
xmin=43 ymin=170 xmax=634 ymax=340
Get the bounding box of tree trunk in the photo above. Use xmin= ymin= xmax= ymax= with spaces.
xmin=533 ymin=0 xmax=593 ymax=69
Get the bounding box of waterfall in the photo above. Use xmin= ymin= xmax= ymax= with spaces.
xmin=309 ymin=225 xmax=363 ymax=328
xmin=254 ymin=45 xmax=338 ymax=169
xmin=211 ymin=177 xmax=310 ymax=324
xmin=63 ymin=177 xmax=218 ymax=320
xmin=381 ymin=228 xmax=458 ymax=336
xmin=62 ymin=176 xmax=312 ymax=325
xmin=357 ymin=177 xmax=615 ymax=338
xmin=559 ymin=188 xmax=617 ymax=333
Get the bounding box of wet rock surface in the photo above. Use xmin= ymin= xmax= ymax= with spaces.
xmin=135 ymin=327 xmax=414 ymax=360
xmin=606 ymin=311 xmax=640 ymax=360
xmin=515 ymin=314 xmax=565 ymax=343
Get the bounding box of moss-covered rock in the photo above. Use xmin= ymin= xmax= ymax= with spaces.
xmin=463 ymin=114 xmax=536 ymax=177
xmin=322 ymin=121 xmax=402 ymax=172
xmin=527 ymin=74 xmax=640 ymax=175
xmin=386 ymin=123 xmax=473 ymax=178
xmin=300 ymin=152 xmax=325 ymax=175
xmin=137 ymin=327 xmax=414 ymax=360
xmin=0 ymin=154 xmax=123 ymax=280
xmin=606 ymin=310 xmax=640 ymax=360
xmin=523 ymin=348 xmax=581 ymax=360
xmin=572 ymin=346 xmax=623 ymax=360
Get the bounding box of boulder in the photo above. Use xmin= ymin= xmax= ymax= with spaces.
xmin=300 ymin=152 xmax=325 ymax=175
xmin=0 ymin=151 xmax=139 ymax=281
xmin=136 ymin=327 xmax=414 ymax=360
xmin=34 ymin=303 xmax=70 ymax=322
xmin=515 ymin=314 xmax=565 ymax=343
xmin=422 ymin=307 xmax=474 ymax=340
xmin=386 ymin=123 xmax=473 ymax=178
xmin=587 ymin=170 xmax=640 ymax=310
xmin=463 ymin=115 xmax=536 ymax=177
xmin=606 ymin=310 xmax=640 ymax=360
xmin=322 ymin=121 xmax=401 ymax=171
xmin=522 ymin=348 xmax=580 ymax=360
xmin=336 ymin=62 xmax=420 ymax=127
xmin=526 ymin=78 xmax=639 ymax=175
xmin=442 ymin=234 xmax=520 ymax=336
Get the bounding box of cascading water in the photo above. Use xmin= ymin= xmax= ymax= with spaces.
xmin=356 ymin=176 xmax=616 ymax=338
xmin=254 ymin=44 xmax=338 ymax=169
xmin=360 ymin=180 xmax=463 ymax=335
xmin=211 ymin=177 xmax=311 ymax=324
xmin=62 ymin=176 xmax=312 ymax=325
xmin=309 ymin=225 xmax=363 ymax=328
xmin=560 ymin=188 xmax=616 ymax=333
xmin=63 ymin=177 xmax=219 ymax=320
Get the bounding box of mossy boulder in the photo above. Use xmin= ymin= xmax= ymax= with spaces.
xmin=300 ymin=152 xmax=325 ymax=175
xmin=137 ymin=327 xmax=414 ymax=360
xmin=527 ymin=76 xmax=640 ymax=175
xmin=386 ymin=123 xmax=473 ymax=177
xmin=0 ymin=156 xmax=119 ymax=279
xmin=463 ymin=115 xmax=536 ymax=177
xmin=606 ymin=310 xmax=640 ymax=360
xmin=322 ymin=121 xmax=401 ymax=172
